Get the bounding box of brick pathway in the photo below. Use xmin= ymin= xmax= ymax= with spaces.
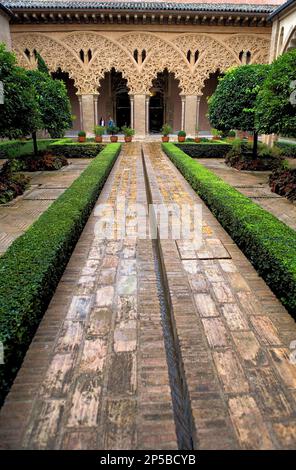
xmin=1 ymin=143 xmax=296 ymax=450
xmin=0 ymin=159 xmax=91 ymax=255
xmin=197 ymin=158 xmax=296 ymax=231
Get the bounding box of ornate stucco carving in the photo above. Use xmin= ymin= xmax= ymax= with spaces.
xmin=12 ymin=31 xmax=271 ymax=96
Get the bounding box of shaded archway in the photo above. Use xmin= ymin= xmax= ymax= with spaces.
xmin=98 ymin=68 xmax=130 ymax=128
xmin=199 ymin=70 xmax=221 ymax=132
xmin=52 ymin=69 xmax=81 ymax=131
xmin=149 ymin=69 xmax=182 ymax=133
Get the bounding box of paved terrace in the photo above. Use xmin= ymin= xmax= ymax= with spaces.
xmin=0 ymin=159 xmax=91 ymax=255
xmin=0 ymin=143 xmax=296 ymax=449
xmin=198 ymin=158 xmax=296 ymax=232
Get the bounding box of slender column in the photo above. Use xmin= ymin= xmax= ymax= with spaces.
xmin=181 ymin=95 xmax=185 ymax=131
xmin=195 ymin=95 xmax=202 ymax=132
xmin=133 ymin=94 xmax=146 ymax=139
xmin=130 ymin=94 xmax=134 ymax=129
xmin=78 ymin=94 xmax=83 ymax=130
xmin=145 ymin=95 xmax=150 ymax=134
xmin=93 ymin=94 xmax=99 ymax=127
xmin=184 ymin=95 xmax=200 ymax=137
xmin=80 ymin=94 xmax=95 ymax=136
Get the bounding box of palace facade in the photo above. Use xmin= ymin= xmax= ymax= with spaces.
xmin=1 ymin=1 xmax=293 ymax=138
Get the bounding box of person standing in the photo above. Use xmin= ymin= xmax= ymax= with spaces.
xmin=99 ymin=116 xmax=105 ymax=126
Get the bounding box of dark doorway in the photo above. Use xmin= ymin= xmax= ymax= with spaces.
xmin=149 ymin=92 xmax=164 ymax=133
xmin=149 ymin=69 xmax=169 ymax=133
xmin=111 ymin=68 xmax=130 ymax=128
xmin=52 ymin=69 xmax=81 ymax=130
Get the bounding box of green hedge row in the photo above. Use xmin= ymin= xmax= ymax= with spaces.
xmin=162 ymin=143 xmax=296 ymax=316
xmin=0 ymin=143 xmax=121 ymax=404
xmin=276 ymin=141 xmax=296 ymax=158
xmin=49 ymin=140 xmax=104 ymax=158
xmin=175 ymin=142 xmax=232 ymax=158
xmin=0 ymin=139 xmax=60 ymax=159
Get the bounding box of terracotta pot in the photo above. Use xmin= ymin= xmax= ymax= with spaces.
xmin=124 ymin=136 xmax=132 ymax=143
xmin=212 ymin=136 xmax=220 ymax=141
xmin=195 ymin=137 xmax=201 ymax=143
xmin=162 ymin=136 xmax=169 ymax=142
xmin=178 ymin=136 xmax=186 ymax=143
xmin=110 ymin=135 xmax=118 ymax=142
xmin=95 ymin=135 xmax=103 ymax=143
xmin=248 ymin=136 xmax=254 ymax=142
xmin=78 ymin=136 xmax=86 ymax=143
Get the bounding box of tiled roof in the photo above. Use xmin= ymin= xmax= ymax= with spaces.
xmin=269 ymin=0 xmax=295 ymax=18
xmin=2 ymin=1 xmax=282 ymax=14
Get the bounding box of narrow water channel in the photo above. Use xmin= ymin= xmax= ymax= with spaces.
xmin=141 ymin=146 xmax=194 ymax=450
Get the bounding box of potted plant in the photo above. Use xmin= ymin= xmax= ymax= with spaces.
xmin=122 ymin=126 xmax=135 ymax=143
xmin=177 ymin=130 xmax=186 ymax=143
xmin=78 ymin=130 xmax=86 ymax=143
xmin=94 ymin=125 xmax=105 ymax=143
xmin=195 ymin=126 xmax=201 ymax=143
xmin=227 ymin=130 xmax=236 ymax=141
xmin=161 ymin=124 xmax=172 ymax=142
xmin=107 ymin=124 xmax=119 ymax=142
xmin=211 ymin=128 xmax=221 ymax=141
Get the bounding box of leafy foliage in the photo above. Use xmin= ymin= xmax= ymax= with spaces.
xmin=0 ymin=138 xmax=60 ymax=159
xmin=208 ymin=64 xmax=269 ymax=132
xmin=0 ymin=43 xmax=41 ymax=139
xmin=27 ymin=69 xmax=72 ymax=138
xmin=163 ymin=142 xmax=296 ymax=316
xmin=275 ymin=141 xmax=296 ymax=158
xmin=0 ymin=143 xmax=121 ymax=404
xmin=256 ymin=49 xmax=296 ymax=138
xmin=175 ymin=142 xmax=231 ymax=158
xmin=49 ymin=140 xmax=103 ymax=158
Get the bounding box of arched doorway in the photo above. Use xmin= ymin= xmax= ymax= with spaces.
xmin=98 ymin=68 xmax=130 ymax=128
xmin=52 ymin=69 xmax=81 ymax=131
xmin=149 ymin=69 xmax=181 ymax=133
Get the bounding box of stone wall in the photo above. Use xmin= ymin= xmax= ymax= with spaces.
xmin=0 ymin=9 xmax=11 ymax=49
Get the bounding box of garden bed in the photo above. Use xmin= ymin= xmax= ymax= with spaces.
xmin=0 ymin=138 xmax=62 ymax=159
xmin=163 ymin=142 xmax=296 ymax=317
xmin=275 ymin=141 xmax=296 ymax=158
xmin=269 ymin=167 xmax=296 ymax=201
xmin=49 ymin=140 xmax=104 ymax=158
xmin=225 ymin=141 xmax=283 ymax=171
xmin=0 ymin=143 xmax=121 ymax=405
xmin=175 ymin=141 xmax=232 ymax=158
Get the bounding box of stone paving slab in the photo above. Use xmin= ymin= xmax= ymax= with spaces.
xmin=143 ymin=143 xmax=296 ymax=450
xmin=1 ymin=144 xmax=296 ymax=450
xmin=0 ymin=159 xmax=91 ymax=254
xmin=0 ymin=144 xmax=177 ymax=450
xmin=197 ymin=158 xmax=296 ymax=231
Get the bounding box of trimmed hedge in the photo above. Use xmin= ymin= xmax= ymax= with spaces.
xmin=0 ymin=143 xmax=121 ymax=404
xmin=175 ymin=142 xmax=232 ymax=158
xmin=275 ymin=141 xmax=296 ymax=158
xmin=162 ymin=143 xmax=296 ymax=316
xmin=49 ymin=140 xmax=103 ymax=158
xmin=0 ymin=139 xmax=61 ymax=159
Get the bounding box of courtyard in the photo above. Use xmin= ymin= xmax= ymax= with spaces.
xmin=0 ymin=0 xmax=296 ymax=456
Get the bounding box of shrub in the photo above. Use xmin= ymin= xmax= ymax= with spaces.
xmin=0 ymin=139 xmax=61 ymax=159
xmin=78 ymin=130 xmax=86 ymax=138
xmin=162 ymin=142 xmax=296 ymax=316
xmin=94 ymin=125 xmax=105 ymax=136
xmin=178 ymin=130 xmax=186 ymax=137
xmin=161 ymin=124 xmax=172 ymax=136
xmin=225 ymin=140 xmax=283 ymax=170
xmin=175 ymin=142 xmax=231 ymax=158
xmin=0 ymin=170 xmax=30 ymax=204
xmin=107 ymin=125 xmax=119 ymax=135
xmin=275 ymin=141 xmax=296 ymax=158
xmin=49 ymin=140 xmax=103 ymax=158
xmin=121 ymin=126 xmax=135 ymax=137
xmin=0 ymin=143 xmax=121 ymax=404
xmin=269 ymin=168 xmax=296 ymax=201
